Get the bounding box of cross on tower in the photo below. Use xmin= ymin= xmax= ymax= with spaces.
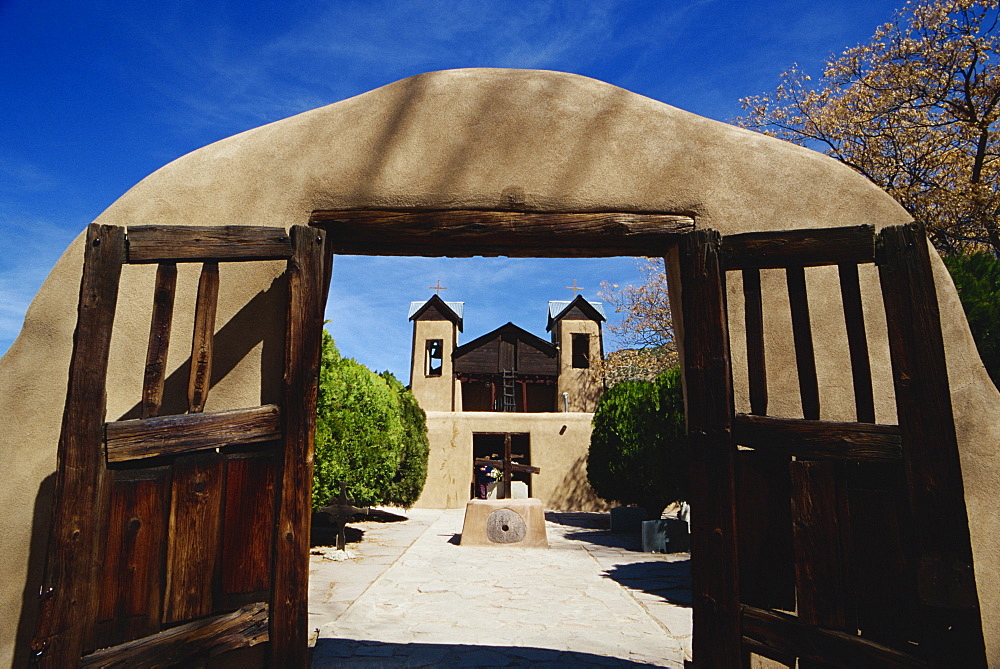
xmin=565 ymin=279 xmax=585 ymax=296
xmin=429 ymin=280 xmax=448 ymax=294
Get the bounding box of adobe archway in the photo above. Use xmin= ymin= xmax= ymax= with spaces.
xmin=1 ymin=69 xmax=997 ymax=666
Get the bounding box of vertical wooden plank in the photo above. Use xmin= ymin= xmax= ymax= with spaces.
xmin=270 ymin=225 xmax=325 ymax=668
xmin=876 ymin=223 xmax=986 ymax=665
xmin=790 ymin=461 xmax=853 ymax=669
xmin=674 ymin=230 xmax=740 ymax=668
xmin=142 ymin=262 xmax=177 ymax=418
xmin=503 ymin=432 xmax=513 ymax=500
xmin=163 ymin=452 xmax=224 ymax=624
xmin=32 ymin=224 xmax=125 ymax=667
xmin=785 ymin=266 xmax=820 ymax=420
xmin=188 ymin=261 xmax=219 ymax=414
xmin=735 ymin=450 xmax=794 ymax=612
xmin=742 ymin=268 xmax=767 ymax=415
xmin=92 ymin=468 xmax=171 ymax=650
xmin=846 ymin=465 xmax=914 ymax=650
xmin=837 ymin=264 xmax=875 ymax=423
xmin=221 ymin=453 xmax=277 ymax=603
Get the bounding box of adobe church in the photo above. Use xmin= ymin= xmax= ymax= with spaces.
xmin=407 ymin=292 xmax=611 ymax=511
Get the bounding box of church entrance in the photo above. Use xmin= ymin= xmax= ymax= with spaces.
xmin=471 ymin=432 xmax=535 ymax=500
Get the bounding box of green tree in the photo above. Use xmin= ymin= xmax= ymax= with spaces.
xmin=586 ymin=367 xmax=688 ymax=520
xmin=380 ymin=371 xmax=430 ymax=508
xmin=944 ymin=252 xmax=1000 ymax=386
xmin=312 ymin=330 xmax=429 ymax=509
xmin=738 ymin=0 xmax=1000 ymax=255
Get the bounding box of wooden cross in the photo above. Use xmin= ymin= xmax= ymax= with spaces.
xmin=566 ymin=279 xmax=585 ymax=295
xmin=317 ymin=482 xmax=367 ymax=551
xmin=474 ymin=433 xmax=540 ymax=499
xmin=429 ymin=280 xmax=448 ymax=294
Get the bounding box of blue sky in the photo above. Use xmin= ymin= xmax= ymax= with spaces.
xmin=0 ymin=0 xmax=905 ymax=379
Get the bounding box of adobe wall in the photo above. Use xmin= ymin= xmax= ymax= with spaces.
xmin=0 ymin=68 xmax=997 ymax=665
xmin=414 ymin=411 xmax=607 ymax=512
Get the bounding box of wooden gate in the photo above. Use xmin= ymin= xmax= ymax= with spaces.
xmin=30 ymin=224 xmax=325 ymax=667
xmin=675 ymin=223 xmax=987 ymax=668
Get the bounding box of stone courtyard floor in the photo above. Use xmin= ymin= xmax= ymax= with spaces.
xmin=308 ymin=508 xmax=692 ymax=667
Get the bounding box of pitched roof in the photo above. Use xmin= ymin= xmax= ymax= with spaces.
xmin=452 ymin=322 xmax=558 ymax=359
xmin=546 ymin=295 xmax=607 ymax=331
xmin=408 ymin=294 xmax=464 ymax=332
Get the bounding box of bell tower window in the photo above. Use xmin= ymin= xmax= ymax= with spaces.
xmin=426 ymin=339 xmax=444 ymax=377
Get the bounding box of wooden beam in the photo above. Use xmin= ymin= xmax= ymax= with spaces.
xmin=786 ymin=266 xmax=820 ymax=420
xmin=271 ymin=225 xmax=325 ymax=667
xmin=127 ymin=225 xmax=293 ymax=263
xmin=732 ymin=414 xmax=901 ymax=462
xmin=31 ymin=224 xmax=125 ymax=667
xmin=838 ymin=263 xmax=875 ymax=423
xmin=141 ymin=262 xmax=177 ymax=418
xmin=310 ymin=209 xmax=694 ymax=257
xmin=876 ymin=223 xmax=987 ymax=664
xmin=741 ymin=268 xmax=767 ymax=415
xmin=187 ymin=262 xmax=219 ymax=414
xmin=741 ymin=606 xmax=929 ymax=668
xmin=674 ymin=229 xmax=740 ymax=668
xmin=105 ymin=405 xmax=282 ymax=462
xmin=721 ymin=225 xmax=875 ymax=270
xmin=80 ymin=602 xmax=268 ymax=667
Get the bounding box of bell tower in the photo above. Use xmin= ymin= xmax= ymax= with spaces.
xmin=408 ymin=294 xmax=463 ymax=412
xmin=547 ymin=295 xmax=606 ymax=412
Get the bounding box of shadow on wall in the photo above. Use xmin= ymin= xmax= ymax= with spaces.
xmin=117 ymin=274 xmax=288 ymax=421
xmin=545 ymin=456 xmax=609 ymax=512
xmin=14 ymin=473 xmax=54 ymax=668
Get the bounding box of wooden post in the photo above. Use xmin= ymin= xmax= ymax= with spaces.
xmin=876 ymin=223 xmax=986 ymax=665
xmin=32 ymin=224 xmax=126 ymax=666
xmin=674 ymin=229 xmax=740 ymax=668
xmin=270 ymin=225 xmax=325 ymax=667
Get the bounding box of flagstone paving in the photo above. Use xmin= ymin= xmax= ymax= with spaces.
xmin=309 ymin=508 xmax=692 ymax=667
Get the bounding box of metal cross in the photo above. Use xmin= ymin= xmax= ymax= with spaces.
xmin=429 ymin=280 xmax=448 ymax=294
xmin=566 ymin=279 xmax=585 ymax=295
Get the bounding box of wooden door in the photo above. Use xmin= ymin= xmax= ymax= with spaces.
xmin=30 ymin=224 xmax=325 ymax=667
xmin=675 ymin=223 xmax=987 ymax=668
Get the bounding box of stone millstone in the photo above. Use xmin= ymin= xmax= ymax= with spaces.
xmin=459 ymin=498 xmax=548 ymax=548
xmin=486 ymin=509 xmax=527 ymax=543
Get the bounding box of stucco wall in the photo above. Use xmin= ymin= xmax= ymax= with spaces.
xmin=413 ymin=411 xmax=607 ymax=512
xmin=409 ymin=319 xmax=459 ymax=411
xmin=0 ymin=68 xmax=997 ymax=665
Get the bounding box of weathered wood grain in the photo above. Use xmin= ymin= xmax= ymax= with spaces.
xmin=105 ymin=405 xmax=281 ymax=462
xmin=732 ymin=414 xmax=901 ymax=462
xmin=741 ymin=606 xmax=929 ymax=669
xmin=837 ymin=263 xmax=875 ymax=423
xmin=163 ymin=452 xmax=224 ymax=624
xmin=674 ymin=230 xmax=740 ymax=668
xmin=142 ymin=262 xmax=177 ymax=418
xmin=31 ymin=224 xmax=125 ymax=667
xmin=80 ymin=602 xmax=268 ymax=668
xmin=791 ymin=460 xmax=854 ymax=669
xmin=92 ymin=468 xmax=171 ymax=651
xmin=127 ymin=225 xmax=292 ymax=263
xmin=271 ymin=225 xmax=325 ymax=667
xmin=876 ymin=223 xmax=987 ymax=664
xmin=786 ymin=266 xmax=820 ymax=420
xmin=187 ymin=262 xmax=219 ymax=414
xmin=221 ymin=454 xmax=277 ymax=600
xmin=721 ymin=225 xmax=875 ymax=270
xmin=310 ymin=209 xmax=694 ymax=257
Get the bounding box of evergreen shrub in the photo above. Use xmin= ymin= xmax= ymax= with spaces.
xmin=587 ymin=366 xmax=688 ymax=520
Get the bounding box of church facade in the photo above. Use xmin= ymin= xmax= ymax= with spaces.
xmin=408 ymin=294 xmax=611 ymax=511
